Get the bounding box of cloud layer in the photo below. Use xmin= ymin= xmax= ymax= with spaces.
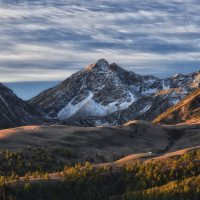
xmin=0 ymin=0 xmax=200 ymax=82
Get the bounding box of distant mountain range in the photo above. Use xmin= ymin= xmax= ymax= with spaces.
xmin=1 ymin=59 xmax=200 ymax=129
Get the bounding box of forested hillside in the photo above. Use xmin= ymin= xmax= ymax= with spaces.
xmin=0 ymin=148 xmax=200 ymax=200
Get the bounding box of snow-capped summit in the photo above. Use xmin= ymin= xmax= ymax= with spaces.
xmin=30 ymin=59 xmax=200 ymax=126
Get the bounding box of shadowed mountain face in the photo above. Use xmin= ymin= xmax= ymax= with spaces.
xmin=0 ymin=83 xmax=41 ymax=129
xmin=154 ymin=89 xmax=200 ymax=125
xmin=30 ymin=59 xmax=200 ymax=126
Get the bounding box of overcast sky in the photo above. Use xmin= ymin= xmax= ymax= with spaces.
xmin=0 ymin=0 xmax=200 ymax=84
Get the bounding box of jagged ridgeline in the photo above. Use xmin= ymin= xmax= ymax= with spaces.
xmin=0 ymin=59 xmax=200 ymax=129
xmin=29 ymin=59 xmax=200 ymax=126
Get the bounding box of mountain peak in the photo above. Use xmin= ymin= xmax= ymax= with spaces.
xmin=191 ymin=70 xmax=200 ymax=77
xmin=86 ymin=59 xmax=110 ymax=72
xmin=96 ymin=58 xmax=109 ymax=65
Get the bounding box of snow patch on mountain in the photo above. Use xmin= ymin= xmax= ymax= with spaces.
xmin=58 ymin=91 xmax=94 ymax=120
xmin=142 ymin=88 xmax=157 ymax=95
xmin=58 ymin=91 xmax=136 ymax=120
xmin=162 ymin=80 xmax=170 ymax=90
xmin=170 ymin=99 xmax=180 ymax=105
xmin=140 ymin=104 xmax=152 ymax=114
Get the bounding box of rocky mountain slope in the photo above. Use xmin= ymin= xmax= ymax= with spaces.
xmin=30 ymin=59 xmax=200 ymax=126
xmin=0 ymin=83 xmax=41 ymax=129
xmin=154 ymin=89 xmax=200 ymax=124
xmin=30 ymin=59 xmax=162 ymax=120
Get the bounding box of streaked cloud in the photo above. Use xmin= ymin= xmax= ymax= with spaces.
xmin=0 ymin=0 xmax=200 ymax=82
